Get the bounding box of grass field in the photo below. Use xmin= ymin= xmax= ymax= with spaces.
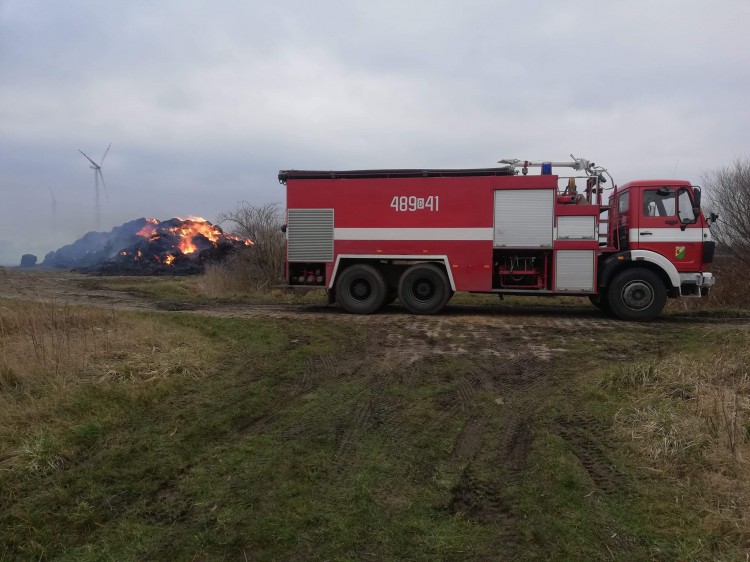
xmin=1 ymin=272 xmax=750 ymax=560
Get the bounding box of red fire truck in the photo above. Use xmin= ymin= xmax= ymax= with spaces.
xmin=279 ymin=156 xmax=715 ymax=321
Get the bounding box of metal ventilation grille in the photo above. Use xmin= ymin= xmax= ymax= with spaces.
xmin=287 ymin=209 xmax=334 ymax=262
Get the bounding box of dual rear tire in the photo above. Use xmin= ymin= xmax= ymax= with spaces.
xmin=336 ymin=263 xmax=451 ymax=315
xmin=397 ymin=263 xmax=452 ymax=315
xmin=335 ymin=264 xmax=388 ymax=315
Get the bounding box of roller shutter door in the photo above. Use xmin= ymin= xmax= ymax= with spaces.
xmin=494 ymin=189 xmax=554 ymax=248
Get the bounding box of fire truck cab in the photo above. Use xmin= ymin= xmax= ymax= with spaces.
xmin=279 ymin=157 xmax=715 ymax=321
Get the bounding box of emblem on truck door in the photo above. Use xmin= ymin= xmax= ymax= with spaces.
xmin=675 ymin=246 xmax=686 ymax=260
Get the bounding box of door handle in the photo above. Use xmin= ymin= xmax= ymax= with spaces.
xmin=666 ymin=220 xmax=678 ymax=225
xmin=641 ymin=231 xmax=653 ymax=235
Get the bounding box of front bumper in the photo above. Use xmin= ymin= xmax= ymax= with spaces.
xmin=679 ymin=272 xmax=715 ymax=296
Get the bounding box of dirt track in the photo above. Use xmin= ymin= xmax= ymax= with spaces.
xmin=2 ymin=268 xmax=747 ymax=330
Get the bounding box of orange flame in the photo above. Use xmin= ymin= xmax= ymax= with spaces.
xmin=136 ymin=218 xmax=160 ymax=238
xmin=129 ymin=216 xmax=252 ymax=265
xmin=170 ymin=218 xmax=226 ymax=254
xmin=178 ymin=237 xmax=197 ymax=254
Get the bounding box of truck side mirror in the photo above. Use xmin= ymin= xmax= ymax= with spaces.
xmin=693 ymin=186 xmax=702 ymax=208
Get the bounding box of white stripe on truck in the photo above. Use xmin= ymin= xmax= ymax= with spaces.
xmin=628 ymin=228 xmax=704 ymax=242
xmin=334 ymin=227 xmax=493 ymax=241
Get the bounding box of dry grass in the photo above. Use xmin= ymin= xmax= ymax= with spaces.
xmin=607 ymin=331 xmax=750 ymax=546
xmin=196 ymin=261 xmax=326 ymax=303
xmin=668 ymin=256 xmax=750 ymax=314
xmin=0 ymin=298 xmax=212 ymax=385
xmin=708 ymin=257 xmax=750 ymax=309
xmin=197 ymin=255 xmax=286 ymax=297
xmin=197 ymin=261 xmax=256 ymax=298
xmin=0 ymin=298 xmax=217 ymax=473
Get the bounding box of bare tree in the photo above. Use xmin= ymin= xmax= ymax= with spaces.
xmin=217 ymin=202 xmax=286 ymax=290
xmin=703 ymin=158 xmax=750 ymax=265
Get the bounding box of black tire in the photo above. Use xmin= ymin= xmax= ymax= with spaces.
xmin=397 ymin=263 xmax=451 ymax=315
xmin=606 ymin=268 xmax=667 ymax=321
xmin=336 ymin=264 xmax=387 ymax=314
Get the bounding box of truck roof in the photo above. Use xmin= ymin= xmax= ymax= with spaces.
xmin=278 ymin=167 xmax=515 ymax=183
xmin=619 ymin=179 xmax=693 ymax=189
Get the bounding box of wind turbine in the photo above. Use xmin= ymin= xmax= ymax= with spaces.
xmin=78 ymin=143 xmax=111 ymax=230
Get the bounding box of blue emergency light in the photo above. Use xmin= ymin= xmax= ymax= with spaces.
xmin=541 ymin=162 xmax=552 ymax=175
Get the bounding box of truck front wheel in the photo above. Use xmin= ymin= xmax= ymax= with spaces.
xmin=606 ymin=268 xmax=667 ymax=321
xmin=336 ymin=264 xmax=387 ymax=314
xmin=398 ymin=264 xmax=451 ymax=315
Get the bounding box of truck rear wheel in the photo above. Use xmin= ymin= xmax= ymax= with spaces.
xmin=606 ymin=268 xmax=666 ymax=321
xmin=336 ymin=264 xmax=387 ymax=314
xmin=398 ymin=263 xmax=451 ymax=315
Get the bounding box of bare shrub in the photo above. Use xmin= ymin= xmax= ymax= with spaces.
xmin=207 ymin=202 xmax=286 ymax=294
xmin=198 ymin=262 xmax=249 ymax=298
xmin=703 ymin=158 xmax=750 ymax=265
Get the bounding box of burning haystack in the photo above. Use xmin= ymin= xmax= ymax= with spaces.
xmin=43 ymin=217 xmax=252 ymax=275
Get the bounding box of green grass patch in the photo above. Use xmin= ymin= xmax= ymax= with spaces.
xmin=2 ymin=304 xmax=749 ymax=560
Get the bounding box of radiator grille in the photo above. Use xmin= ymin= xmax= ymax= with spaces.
xmin=287 ymin=209 xmax=334 ymax=262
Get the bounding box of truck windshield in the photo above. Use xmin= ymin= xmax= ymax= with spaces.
xmin=643 ymin=190 xmax=675 ymax=217
xmin=618 ymin=192 xmax=629 ymax=212
xmin=678 ymin=188 xmax=696 ymax=223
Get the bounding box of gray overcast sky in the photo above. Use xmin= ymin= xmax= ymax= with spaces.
xmin=1 ymin=0 xmax=749 ymax=264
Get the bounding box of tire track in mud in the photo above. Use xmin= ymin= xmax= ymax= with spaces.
xmin=331 ymin=328 xmax=407 ymax=467
xmin=332 ymin=318 xmax=478 ymax=468
xmin=301 ymin=354 xmax=339 ymax=391
xmin=442 ymin=320 xmax=561 ymax=559
xmin=447 ymin=416 xmax=530 ymax=558
xmin=456 ymin=373 xmax=477 ymax=412
xmin=446 ymin=416 xmax=535 ymax=558
xmin=451 ymin=416 xmax=488 ymax=461
xmin=448 ymin=467 xmax=518 ymax=540
xmin=556 ymin=415 xmax=624 ymax=494
xmin=236 ymin=344 xmax=368 ymax=438
xmin=277 ymin=351 xmax=370 ymax=441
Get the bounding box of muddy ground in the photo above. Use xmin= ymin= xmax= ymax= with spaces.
xmin=1 ymin=267 xmax=746 ymax=328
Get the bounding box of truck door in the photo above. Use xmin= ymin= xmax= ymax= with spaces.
xmin=637 ymin=187 xmax=701 ymax=271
